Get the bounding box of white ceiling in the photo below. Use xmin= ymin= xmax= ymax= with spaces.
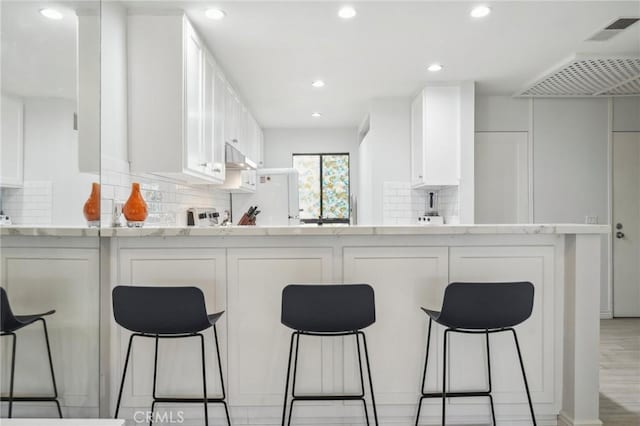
xmin=180 ymin=1 xmax=640 ymax=127
xmin=0 ymin=1 xmax=93 ymax=100
xmin=3 ymin=1 xmax=639 ymax=128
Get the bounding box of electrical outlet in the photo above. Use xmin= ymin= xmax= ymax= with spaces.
xmin=585 ymin=216 xmax=599 ymax=224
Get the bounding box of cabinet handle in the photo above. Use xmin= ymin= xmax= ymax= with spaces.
xmin=213 ymin=168 xmax=221 ymax=173
xmin=199 ymin=162 xmax=211 ymax=168
xmin=232 ymin=139 xmax=239 ymax=143
xmin=418 ymin=175 xmax=423 ymax=179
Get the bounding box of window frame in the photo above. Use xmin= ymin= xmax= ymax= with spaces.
xmin=292 ymin=152 xmax=351 ymax=224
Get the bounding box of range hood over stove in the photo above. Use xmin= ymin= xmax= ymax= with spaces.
xmin=225 ymin=143 xmax=256 ymax=170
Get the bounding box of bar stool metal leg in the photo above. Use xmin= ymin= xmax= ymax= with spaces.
xmin=6 ymin=332 xmax=16 ymax=418
xmin=281 ymin=332 xmax=296 ymax=426
xmin=212 ymin=325 xmax=231 ymax=425
xmin=115 ymin=333 xmax=136 ymax=418
xmin=149 ymin=335 xmax=159 ymax=426
xmin=355 ymin=333 xmax=370 ymax=425
xmin=39 ymin=319 xmax=63 ymax=419
xmin=415 ymin=318 xmax=432 ymax=425
xmin=510 ymin=328 xmax=537 ymax=426
xmin=359 ymin=331 xmax=379 ymax=426
xmin=442 ymin=329 xmax=449 ymax=426
xmin=485 ymin=331 xmax=496 ymax=425
xmin=198 ymin=333 xmax=209 ymax=426
xmin=287 ymin=332 xmax=301 ymax=426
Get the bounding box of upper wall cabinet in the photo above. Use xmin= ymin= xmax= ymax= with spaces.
xmin=411 ymin=85 xmax=461 ymax=188
xmin=128 ymin=14 xmax=228 ymax=184
xmin=0 ymin=95 xmax=24 ymax=188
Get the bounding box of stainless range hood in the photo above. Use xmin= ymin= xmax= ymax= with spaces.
xmin=225 ymin=143 xmax=256 ymax=170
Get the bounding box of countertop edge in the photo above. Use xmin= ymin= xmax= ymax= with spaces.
xmin=0 ymin=224 xmax=609 ymax=238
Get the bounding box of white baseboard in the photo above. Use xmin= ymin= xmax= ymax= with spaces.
xmin=558 ymin=411 xmax=603 ymax=426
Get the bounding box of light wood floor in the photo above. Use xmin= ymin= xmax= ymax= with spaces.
xmin=600 ymin=319 xmax=640 ymax=426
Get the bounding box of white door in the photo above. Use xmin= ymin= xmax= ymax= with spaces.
xmin=613 ymin=132 xmax=640 ymax=317
xmin=475 ymin=132 xmax=529 ymax=224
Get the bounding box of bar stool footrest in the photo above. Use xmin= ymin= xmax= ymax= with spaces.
xmin=421 ymin=391 xmax=491 ymax=398
xmin=292 ymin=394 xmax=366 ymax=401
xmin=153 ymin=397 xmax=226 ymax=404
xmin=0 ymin=396 xmax=60 ymax=402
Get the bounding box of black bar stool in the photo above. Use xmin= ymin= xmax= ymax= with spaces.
xmin=415 ymin=282 xmax=537 ymax=426
xmin=280 ymin=284 xmax=378 ymax=426
xmin=0 ymin=287 xmax=62 ymax=418
xmin=112 ymin=285 xmax=230 ymax=425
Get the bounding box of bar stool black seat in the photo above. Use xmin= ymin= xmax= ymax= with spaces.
xmin=415 ymin=282 xmax=537 ymax=426
xmin=112 ymin=286 xmax=230 ymax=425
xmin=281 ymin=284 xmax=378 ymax=426
xmin=0 ymin=287 xmax=62 ymax=418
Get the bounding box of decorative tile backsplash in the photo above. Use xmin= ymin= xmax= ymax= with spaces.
xmin=382 ymin=181 xmax=459 ymax=225
xmin=1 ymin=181 xmax=53 ymax=225
xmin=101 ymin=156 xmax=231 ymax=226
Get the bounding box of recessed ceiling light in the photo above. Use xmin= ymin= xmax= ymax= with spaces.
xmin=205 ymin=8 xmax=226 ymax=20
xmin=338 ymin=6 xmax=357 ymax=19
xmin=311 ymin=80 xmax=325 ymax=88
xmin=427 ymin=63 xmax=443 ymax=72
xmin=470 ymin=5 xmax=491 ymax=18
xmin=40 ymin=8 xmax=63 ymax=20
xmin=311 ymin=112 xmax=323 ymax=118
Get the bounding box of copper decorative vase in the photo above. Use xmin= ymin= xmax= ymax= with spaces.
xmin=123 ymin=182 xmax=148 ymax=227
xmin=83 ymin=182 xmax=100 ymax=227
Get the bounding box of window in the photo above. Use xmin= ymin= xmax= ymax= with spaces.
xmin=292 ymin=153 xmax=350 ymax=223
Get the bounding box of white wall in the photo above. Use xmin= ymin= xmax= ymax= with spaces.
xmin=21 ymin=98 xmax=98 ymax=225
xmin=533 ymin=98 xmax=609 ymax=224
xmin=263 ymin=127 xmax=360 ymax=199
xmin=358 ymin=98 xmax=411 ymax=225
xmin=475 ymin=95 xmax=640 ymax=318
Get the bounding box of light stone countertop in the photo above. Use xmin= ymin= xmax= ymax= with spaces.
xmin=0 ymin=225 xmax=100 ymax=237
xmin=0 ymin=224 xmax=610 ymax=238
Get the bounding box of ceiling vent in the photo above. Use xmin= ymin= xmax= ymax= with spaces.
xmin=587 ymin=17 xmax=639 ymax=41
xmin=515 ymin=54 xmax=640 ymax=97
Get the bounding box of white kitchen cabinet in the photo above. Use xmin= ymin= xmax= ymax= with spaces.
xmin=128 ymin=14 xmax=224 ymax=184
xmin=203 ymin=50 xmax=225 ymax=181
xmin=248 ymin=113 xmax=264 ymax=167
xmin=411 ymin=85 xmax=461 ymax=188
xmin=0 ymin=95 xmax=24 ymax=188
xmin=224 ymin=83 xmax=241 ymax=149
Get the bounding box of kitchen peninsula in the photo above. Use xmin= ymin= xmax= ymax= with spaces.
xmin=1 ymin=224 xmax=607 ymax=425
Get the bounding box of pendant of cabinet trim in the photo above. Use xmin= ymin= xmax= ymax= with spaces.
xmin=411 ymin=85 xmax=461 ymax=188
xmin=128 ymin=14 xmax=262 ymax=185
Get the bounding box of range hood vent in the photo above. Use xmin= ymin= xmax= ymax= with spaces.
xmin=515 ymin=54 xmax=640 ymax=97
xmin=225 ymin=143 xmax=256 ymax=170
xmin=587 ymin=17 xmax=639 ymax=41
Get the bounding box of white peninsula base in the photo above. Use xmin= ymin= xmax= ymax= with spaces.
xmin=99 ymin=225 xmax=606 ymax=426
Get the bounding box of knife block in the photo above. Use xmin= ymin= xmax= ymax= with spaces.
xmin=237 ymin=213 xmax=256 ymax=226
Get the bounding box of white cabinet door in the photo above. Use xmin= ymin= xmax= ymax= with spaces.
xmin=411 ymin=86 xmax=461 ymax=189
xmin=423 ymin=86 xmax=460 ymax=186
xmin=1 ymin=246 xmax=100 ymax=413
xmin=0 ymin=95 xmax=24 ymax=187
xmin=201 ymin=51 xmax=224 ymax=183
xmin=227 ymin=248 xmax=334 ymax=406
xmin=183 ymin=20 xmax=205 ymax=174
xmin=449 ymin=246 xmax=558 ymax=415
xmin=410 ymin=93 xmax=425 ymax=187
xmin=212 ymin=69 xmax=227 ymax=180
xmin=343 ymin=247 xmax=449 ymax=404
xmin=116 ymin=249 xmax=227 ymax=412
xmin=224 ymin=84 xmax=239 ymax=147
